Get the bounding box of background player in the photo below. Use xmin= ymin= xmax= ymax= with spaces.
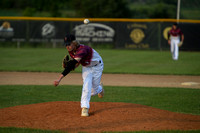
xmin=54 ymin=34 xmax=104 ymax=117
xmin=168 ymin=23 xmax=184 ymax=60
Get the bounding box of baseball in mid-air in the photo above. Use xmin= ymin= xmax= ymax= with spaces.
xmin=84 ymin=19 xmax=90 ymax=24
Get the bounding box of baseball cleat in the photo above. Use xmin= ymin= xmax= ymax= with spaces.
xmin=98 ymin=83 xmax=104 ymax=98
xmin=81 ymin=108 xmax=89 ymax=117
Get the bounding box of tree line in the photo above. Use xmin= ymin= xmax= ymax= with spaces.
xmin=0 ymin=0 xmax=179 ymax=18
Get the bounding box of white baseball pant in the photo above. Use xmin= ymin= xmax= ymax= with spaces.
xmin=170 ymin=39 xmax=180 ymax=60
xmin=81 ymin=61 xmax=104 ymax=109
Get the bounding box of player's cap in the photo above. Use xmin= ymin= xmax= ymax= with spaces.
xmin=64 ymin=34 xmax=76 ymax=46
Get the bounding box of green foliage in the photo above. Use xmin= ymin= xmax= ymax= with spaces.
xmin=0 ymin=0 xmax=65 ymax=17
xmin=129 ymin=0 xmax=200 ymax=19
xmin=72 ymin=0 xmax=131 ymax=18
xmin=181 ymin=9 xmax=200 ymax=20
xmin=0 ymin=0 xmax=199 ymax=19
xmin=146 ymin=0 xmax=177 ymax=5
xmin=149 ymin=3 xmax=176 ymax=18
xmin=129 ymin=2 xmax=176 ymax=18
xmin=23 ymin=7 xmax=36 ymax=17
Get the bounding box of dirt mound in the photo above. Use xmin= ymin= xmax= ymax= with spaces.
xmin=0 ymin=101 xmax=200 ymax=132
xmin=1 ymin=72 xmax=200 ymax=89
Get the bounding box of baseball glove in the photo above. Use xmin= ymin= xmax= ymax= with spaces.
xmin=178 ymin=41 xmax=183 ymax=47
xmin=62 ymin=55 xmax=69 ymax=68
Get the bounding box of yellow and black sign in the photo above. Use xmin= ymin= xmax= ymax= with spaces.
xmin=130 ymin=29 xmax=145 ymax=44
xmin=0 ymin=17 xmax=200 ymax=50
xmin=121 ymin=23 xmax=154 ymax=49
xmin=163 ymin=27 xmax=171 ymax=40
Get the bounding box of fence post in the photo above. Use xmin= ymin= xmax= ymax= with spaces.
xmin=158 ymin=22 xmax=162 ymax=51
xmin=17 ymin=41 xmax=20 ymax=48
xmin=52 ymin=42 xmax=56 ymax=48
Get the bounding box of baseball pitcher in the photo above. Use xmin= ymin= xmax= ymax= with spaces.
xmin=168 ymin=23 xmax=184 ymax=60
xmin=54 ymin=34 xmax=104 ymax=117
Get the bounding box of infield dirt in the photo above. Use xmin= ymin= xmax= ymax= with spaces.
xmin=0 ymin=72 xmax=200 ymax=132
xmin=0 ymin=101 xmax=200 ymax=132
xmin=0 ymin=72 xmax=200 ymax=88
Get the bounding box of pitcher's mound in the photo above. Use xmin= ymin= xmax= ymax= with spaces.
xmin=0 ymin=101 xmax=200 ymax=132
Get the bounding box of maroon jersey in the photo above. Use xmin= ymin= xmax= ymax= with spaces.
xmin=168 ymin=28 xmax=183 ymax=37
xmin=69 ymin=44 xmax=93 ymax=66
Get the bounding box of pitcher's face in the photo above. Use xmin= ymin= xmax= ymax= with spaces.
xmin=172 ymin=25 xmax=177 ymax=30
xmin=66 ymin=43 xmax=75 ymax=52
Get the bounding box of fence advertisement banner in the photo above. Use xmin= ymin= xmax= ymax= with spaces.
xmin=28 ymin=21 xmax=70 ymax=43
xmin=115 ymin=22 xmax=159 ymax=49
xmin=71 ymin=22 xmax=115 ymax=44
xmin=0 ymin=19 xmax=199 ymax=51
xmin=0 ymin=21 xmax=26 ymax=42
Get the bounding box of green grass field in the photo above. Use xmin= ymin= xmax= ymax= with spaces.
xmin=0 ymin=85 xmax=200 ymax=133
xmin=0 ymin=48 xmax=200 ymax=75
xmin=0 ymin=48 xmax=200 ymax=133
xmin=0 ymin=85 xmax=200 ymax=114
xmin=0 ymin=127 xmax=200 ymax=133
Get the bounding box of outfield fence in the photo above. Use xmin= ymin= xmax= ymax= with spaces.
xmin=0 ymin=17 xmax=200 ymax=50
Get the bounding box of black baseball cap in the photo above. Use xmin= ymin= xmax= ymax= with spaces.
xmin=64 ymin=34 xmax=76 ymax=46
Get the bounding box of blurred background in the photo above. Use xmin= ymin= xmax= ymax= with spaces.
xmin=0 ymin=0 xmax=200 ymax=50
xmin=0 ymin=0 xmax=199 ymax=19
